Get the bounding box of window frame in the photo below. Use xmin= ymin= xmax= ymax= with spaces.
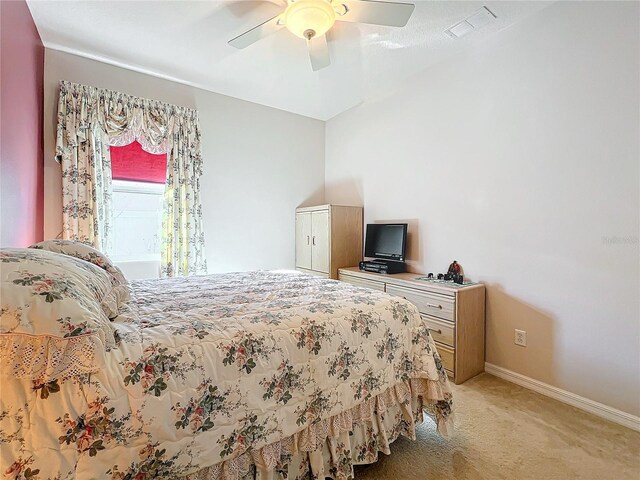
xmin=110 ymin=179 xmax=165 ymax=263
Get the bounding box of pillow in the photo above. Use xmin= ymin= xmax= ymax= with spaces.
xmin=30 ymin=239 xmax=128 ymax=286
xmin=0 ymin=248 xmax=121 ymax=382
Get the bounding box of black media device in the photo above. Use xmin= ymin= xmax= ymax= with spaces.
xmin=359 ymin=223 xmax=408 ymax=274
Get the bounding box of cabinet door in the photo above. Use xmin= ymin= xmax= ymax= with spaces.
xmin=311 ymin=210 xmax=330 ymax=274
xmin=295 ymin=212 xmax=312 ymax=269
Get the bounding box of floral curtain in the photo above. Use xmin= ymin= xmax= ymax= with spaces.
xmin=55 ymin=80 xmax=207 ymax=277
xmin=161 ymin=112 xmax=207 ymax=277
xmin=55 ymin=82 xmax=113 ymax=253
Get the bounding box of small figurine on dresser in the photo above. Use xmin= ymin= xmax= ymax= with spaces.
xmin=421 ymin=260 xmax=474 ymax=286
xmin=445 ymin=260 xmax=464 ymax=284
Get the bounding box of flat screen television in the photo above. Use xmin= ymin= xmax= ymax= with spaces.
xmin=364 ymin=223 xmax=408 ymax=262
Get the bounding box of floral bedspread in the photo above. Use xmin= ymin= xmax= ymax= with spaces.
xmin=1 ymin=271 xmax=453 ymax=479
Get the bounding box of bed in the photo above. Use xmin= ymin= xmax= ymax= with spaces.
xmin=0 ymin=245 xmax=453 ymax=480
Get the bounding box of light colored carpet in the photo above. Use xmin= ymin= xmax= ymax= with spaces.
xmin=354 ymin=373 xmax=640 ymax=480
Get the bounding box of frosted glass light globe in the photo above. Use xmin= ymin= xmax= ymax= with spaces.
xmin=283 ymin=0 xmax=337 ymax=39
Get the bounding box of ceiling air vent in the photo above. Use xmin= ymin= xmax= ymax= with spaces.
xmin=445 ymin=6 xmax=497 ymax=39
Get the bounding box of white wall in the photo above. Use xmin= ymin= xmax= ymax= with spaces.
xmin=43 ymin=49 xmax=325 ymax=274
xmin=325 ymin=2 xmax=640 ymax=416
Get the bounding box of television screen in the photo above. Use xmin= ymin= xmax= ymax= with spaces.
xmin=364 ymin=224 xmax=407 ymax=261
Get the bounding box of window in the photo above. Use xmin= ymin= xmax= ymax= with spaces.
xmin=109 ymin=142 xmax=167 ymax=263
xmin=111 ymin=180 xmax=164 ymax=263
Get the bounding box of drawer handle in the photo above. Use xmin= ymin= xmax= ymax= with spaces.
xmin=426 ymin=303 xmax=443 ymax=309
xmin=428 ymin=328 xmax=442 ymax=335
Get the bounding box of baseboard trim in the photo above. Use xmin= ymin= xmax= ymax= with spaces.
xmin=484 ymin=362 xmax=640 ymax=432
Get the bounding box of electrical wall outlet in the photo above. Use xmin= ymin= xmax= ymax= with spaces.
xmin=515 ymin=329 xmax=527 ymax=347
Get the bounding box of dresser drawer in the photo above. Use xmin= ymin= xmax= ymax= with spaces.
xmin=338 ymin=274 xmax=386 ymax=292
xmin=434 ymin=341 xmax=455 ymax=373
xmin=422 ymin=315 xmax=454 ymax=347
xmin=386 ymin=285 xmax=455 ymax=322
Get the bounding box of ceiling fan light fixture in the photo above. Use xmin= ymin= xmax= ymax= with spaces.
xmin=283 ymin=0 xmax=336 ymax=39
xmin=228 ymin=0 xmax=416 ymax=72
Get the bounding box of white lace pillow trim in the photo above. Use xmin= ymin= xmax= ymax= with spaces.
xmin=0 ymin=332 xmax=107 ymax=383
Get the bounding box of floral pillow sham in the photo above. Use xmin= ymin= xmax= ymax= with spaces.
xmin=30 ymin=239 xmax=128 ymax=287
xmin=0 ymin=248 xmax=121 ymax=382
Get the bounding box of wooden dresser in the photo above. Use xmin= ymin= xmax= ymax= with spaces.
xmin=338 ymin=267 xmax=486 ymax=384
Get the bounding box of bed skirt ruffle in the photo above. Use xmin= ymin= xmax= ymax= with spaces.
xmin=184 ymin=377 xmax=452 ymax=480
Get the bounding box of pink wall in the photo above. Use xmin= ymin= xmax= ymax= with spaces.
xmin=1 ymin=0 xmax=44 ymax=247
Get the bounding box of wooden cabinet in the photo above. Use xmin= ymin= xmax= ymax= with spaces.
xmin=295 ymin=205 xmax=363 ymax=279
xmin=338 ymin=267 xmax=485 ymax=384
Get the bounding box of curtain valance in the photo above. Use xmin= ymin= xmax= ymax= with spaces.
xmin=55 ymin=80 xmax=199 ymax=157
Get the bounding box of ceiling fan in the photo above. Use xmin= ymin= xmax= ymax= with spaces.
xmin=228 ymin=0 xmax=415 ymax=71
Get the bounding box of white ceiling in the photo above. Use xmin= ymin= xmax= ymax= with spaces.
xmin=28 ymin=0 xmax=553 ymax=120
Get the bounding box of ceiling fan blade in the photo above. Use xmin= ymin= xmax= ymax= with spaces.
xmin=337 ymin=0 xmax=415 ymax=27
xmin=228 ymin=14 xmax=284 ymax=49
xmin=308 ymin=34 xmax=331 ymax=71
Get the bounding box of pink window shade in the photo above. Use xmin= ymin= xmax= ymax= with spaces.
xmin=110 ymin=141 xmax=167 ymax=184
